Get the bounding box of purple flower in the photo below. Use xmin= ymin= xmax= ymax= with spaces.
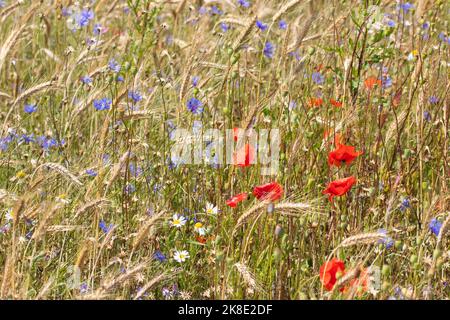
xmin=279 ymin=20 xmax=287 ymax=30
xmin=0 ymin=1 xmax=7 ymax=8
xmin=312 ymin=72 xmax=324 ymax=85
xmin=399 ymin=197 xmax=410 ymax=212
xmin=423 ymin=111 xmax=431 ymax=122
xmin=108 ymin=58 xmax=121 ymax=73
xmin=210 ymin=6 xmax=223 ymax=15
xmin=85 ymin=169 xmax=97 ymax=177
xmin=21 ymin=134 xmax=35 ymax=143
xmin=263 ymin=42 xmax=274 ymax=58
xmin=438 ymin=32 xmax=448 ymax=43
xmin=288 ymin=101 xmax=297 ymax=110
xmin=24 ymin=103 xmax=37 ymax=114
xmin=128 ymin=90 xmax=143 ymax=103
xmin=76 ymin=9 xmax=94 ymax=27
xmin=220 ymin=22 xmax=230 ymax=32
xmin=381 ymin=75 xmax=392 ymax=88
xmin=93 ymin=98 xmax=112 ymax=111
xmin=81 ymin=75 xmax=92 ymax=84
xmin=429 ymin=218 xmax=442 ymax=236
xmin=99 ymin=220 xmax=114 ymax=234
xmin=399 ymin=2 xmax=414 ymax=13
xmin=386 ymin=20 xmax=396 ymax=28
xmin=429 ymin=96 xmax=438 ymax=104
xmin=378 ymin=229 xmax=394 ymax=249
xmin=153 ymin=250 xmax=167 ymax=262
xmin=187 ymin=98 xmax=203 ymax=114
xmin=256 ymin=20 xmax=268 ymax=31
xmin=192 ymin=76 xmax=199 ymax=87
xmin=238 ymin=0 xmax=250 ymax=7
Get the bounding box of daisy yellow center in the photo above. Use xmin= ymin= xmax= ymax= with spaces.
xmin=206 ymin=208 xmax=213 ymax=214
xmin=194 ymin=222 xmax=203 ymax=229
xmin=173 ymin=219 xmax=181 ymax=225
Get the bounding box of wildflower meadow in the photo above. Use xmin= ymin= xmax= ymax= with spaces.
xmin=0 ymin=0 xmax=449 ymax=301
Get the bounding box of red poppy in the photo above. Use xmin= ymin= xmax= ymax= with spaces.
xmin=328 ymin=143 xmax=362 ymax=167
xmin=322 ymin=176 xmax=357 ymax=202
xmin=226 ymin=193 xmax=248 ymax=208
xmin=233 ymin=143 xmax=255 ymax=167
xmin=364 ymin=76 xmax=381 ymax=90
xmin=330 ymin=98 xmax=343 ymax=107
xmin=253 ymin=182 xmax=283 ymax=202
xmin=308 ymin=97 xmax=323 ymax=107
xmin=320 ymin=258 xmax=346 ymax=291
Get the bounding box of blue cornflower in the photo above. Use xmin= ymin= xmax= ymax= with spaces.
xmin=312 ymin=72 xmax=324 ymax=85
xmin=128 ymin=90 xmax=143 ymax=103
xmin=80 ymin=283 xmax=88 ymax=294
xmin=423 ymin=111 xmax=431 ymax=122
xmin=429 ymin=218 xmax=442 ymax=236
xmin=386 ymin=20 xmax=396 ymax=28
xmin=198 ymin=6 xmax=207 ymax=15
xmin=153 ymin=250 xmax=167 ymax=262
xmin=93 ymin=98 xmax=112 ymax=111
xmin=81 ymin=75 xmax=92 ymax=84
xmin=288 ymin=101 xmax=297 ymax=110
xmin=192 ymin=76 xmax=199 ymax=87
xmin=438 ymin=32 xmax=448 ymax=43
xmin=381 ymin=75 xmax=392 ymax=88
xmin=37 ymin=136 xmax=57 ymax=150
xmin=279 ymin=20 xmax=287 ymax=30
xmin=220 ymin=22 xmax=230 ymax=32
xmin=263 ymin=41 xmax=274 ymax=58
xmin=99 ymin=220 xmax=114 ymax=233
xmin=399 ymin=2 xmax=414 ymax=13
xmin=429 ymin=96 xmax=438 ymax=104
xmin=76 ymin=9 xmax=94 ymax=27
xmin=21 ymin=134 xmax=35 ymax=143
xmin=399 ymin=197 xmax=410 ymax=212
xmin=129 ymin=163 xmax=143 ymax=177
xmin=378 ymin=229 xmax=394 ymax=249
xmin=24 ymin=103 xmax=37 ymax=114
xmin=210 ymin=6 xmax=223 ymax=15
xmin=187 ymin=98 xmax=203 ymax=114
xmin=422 ymin=22 xmax=429 ymax=29
xmin=108 ymin=58 xmax=121 ymax=73
xmin=0 ymin=1 xmax=6 ymax=8
xmin=117 ymin=75 xmax=124 ymax=82
xmin=256 ymin=20 xmax=268 ymax=31
xmin=238 ymin=0 xmax=250 ymax=7
xmin=85 ymin=169 xmax=97 ymax=177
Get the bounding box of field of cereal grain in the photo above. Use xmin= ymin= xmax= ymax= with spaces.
xmin=0 ymin=0 xmax=449 ymax=300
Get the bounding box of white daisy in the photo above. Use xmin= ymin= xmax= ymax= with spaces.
xmin=173 ymin=250 xmax=190 ymax=263
xmin=205 ymin=202 xmax=218 ymax=215
xmin=194 ymin=222 xmax=206 ymax=236
xmin=170 ymin=214 xmax=187 ymax=228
